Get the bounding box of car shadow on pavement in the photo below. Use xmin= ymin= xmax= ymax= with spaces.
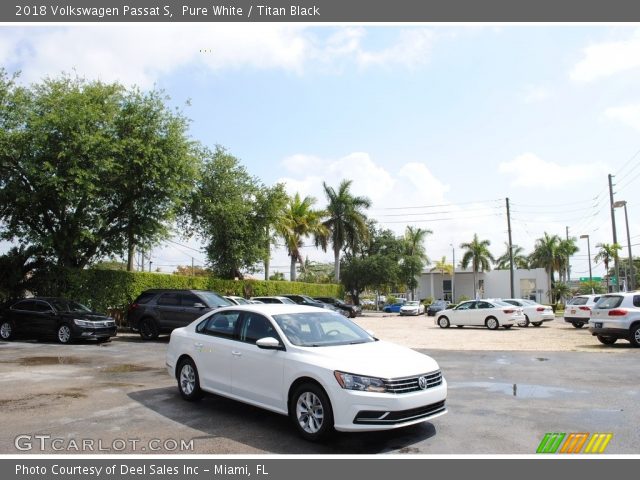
xmin=127 ymin=387 xmax=437 ymax=454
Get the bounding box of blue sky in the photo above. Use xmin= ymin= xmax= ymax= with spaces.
xmin=1 ymin=25 xmax=639 ymax=280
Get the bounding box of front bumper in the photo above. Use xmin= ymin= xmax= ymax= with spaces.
xmin=329 ymin=378 xmax=448 ymax=432
xmin=74 ymin=325 xmax=117 ymax=339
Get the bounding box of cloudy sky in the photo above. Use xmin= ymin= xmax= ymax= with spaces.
xmin=1 ymin=25 xmax=639 ymax=280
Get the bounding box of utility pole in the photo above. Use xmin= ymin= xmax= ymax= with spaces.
xmin=608 ymin=174 xmax=620 ymax=292
xmin=506 ymin=197 xmax=515 ymax=298
xmin=191 ymin=257 xmax=195 ymax=277
xmin=565 ymin=226 xmax=571 ymax=282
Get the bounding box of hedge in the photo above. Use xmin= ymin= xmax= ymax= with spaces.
xmin=54 ymin=269 xmax=344 ymax=313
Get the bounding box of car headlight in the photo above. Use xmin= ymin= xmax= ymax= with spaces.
xmin=334 ymin=371 xmax=387 ymax=393
xmin=73 ymin=319 xmax=92 ymax=327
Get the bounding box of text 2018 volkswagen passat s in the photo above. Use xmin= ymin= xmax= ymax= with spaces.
xmin=166 ymin=304 xmax=447 ymax=441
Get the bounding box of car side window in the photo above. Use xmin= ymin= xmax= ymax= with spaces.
xmin=456 ymin=302 xmax=472 ymax=310
xmin=157 ymin=292 xmax=180 ymax=306
xmin=181 ymin=294 xmax=201 ymax=307
xmin=477 ymin=302 xmax=492 ymax=309
xmin=202 ymin=311 xmax=240 ymax=339
xmin=11 ymin=300 xmax=38 ymax=312
xmin=633 ymin=296 xmax=640 ymax=308
xmin=34 ymin=301 xmax=53 ymax=312
xmin=240 ymin=313 xmax=279 ymax=345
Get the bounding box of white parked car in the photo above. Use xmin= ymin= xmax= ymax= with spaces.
xmin=399 ymin=301 xmax=425 ymax=316
xmin=589 ymin=292 xmax=640 ymax=347
xmin=436 ymin=299 xmax=524 ymax=330
xmin=166 ymin=304 xmax=447 ymax=441
xmin=564 ymin=294 xmax=602 ymax=328
xmin=502 ymin=298 xmax=555 ymax=327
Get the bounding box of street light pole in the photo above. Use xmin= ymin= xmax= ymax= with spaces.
xmin=580 ymin=234 xmax=593 ymax=293
xmin=614 ymin=200 xmax=634 ymax=291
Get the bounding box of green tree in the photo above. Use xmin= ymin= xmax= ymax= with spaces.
xmin=257 ymin=183 xmax=288 ymax=281
xmin=529 ymin=232 xmax=562 ymax=302
xmin=401 ymin=226 xmax=432 ymax=299
xmin=173 ymin=265 xmax=212 ymax=277
xmin=557 ymin=237 xmax=579 ymax=282
xmin=276 ymin=193 xmax=327 ymax=281
xmin=186 ymin=146 xmax=277 ymax=279
xmin=297 ymin=259 xmax=334 ymax=284
xmin=495 ymin=243 xmax=529 ymax=270
xmin=460 ymin=234 xmax=495 ymax=298
xmin=0 ymin=246 xmax=48 ymax=301
xmin=269 ymin=271 xmax=285 ymax=281
xmin=322 ymin=180 xmax=371 ymax=281
xmin=595 ymin=243 xmax=621 ymax=292
xmin=550 ymin=281 xmax=572 ymax=305
xmin=576 ymin=280 xmax=605 ymax=295
xmin=0 ymin=72 xmax=198 ymax=271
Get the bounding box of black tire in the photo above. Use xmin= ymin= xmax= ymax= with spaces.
xmin=597 ymin=335 xmax=617 ymax=346
xmin=518 ymin=315 xmax=530 ymax=328
xmin=290 ymin=382 xmax=334 ymax=442
xmin=485 ymin=317 xmax=499 ymax=330
xmin=437 ymin=316 xmax=450 ymax=328
xmin=177 ymin=358 xmax=203 ymax=401
xmin=0 ymin=320 xmax=14 ymax=340
xmin=57 ymin=324 xmax=73 ymax=344
xmin=503 ymin=325 xmax=512 ymax=330
xmin=572 ymin=322 xmax=584 ymax=329
xmin=456 ymin=325 xmax=464 ymax=328
xmin=139 ymin=317 xmax=160 ymax=340
xmin=532 ymin=322 xmax=543 ymax=327
xmin=630 ymin=324 xmax=640 ymax=348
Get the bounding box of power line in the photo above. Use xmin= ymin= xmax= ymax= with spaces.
xmin=370 ymin=198 xmax=502 ymax=211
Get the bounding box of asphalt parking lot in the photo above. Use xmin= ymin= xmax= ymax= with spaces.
xmin=1 ymin=315 xmax=638 ymax=454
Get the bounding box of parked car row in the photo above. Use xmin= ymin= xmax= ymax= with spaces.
xmin=587 ymin=291 xmax=640 ymax=347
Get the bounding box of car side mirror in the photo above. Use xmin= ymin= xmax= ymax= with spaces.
xmin=256 ymin=337 xmax=284 ymax=350
xmin=193 ymin=302 xmax=206 ymax=308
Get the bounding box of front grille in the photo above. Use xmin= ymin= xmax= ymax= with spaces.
xmin=384 ymin=370 xmax=442 ymax=394
xmin=354 ymin=400 xmax=447 ymax=425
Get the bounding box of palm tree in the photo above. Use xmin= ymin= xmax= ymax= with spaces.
xmin=529 ymin=232 xmax=561 ymax=303
xmin=557 ymin=237 xmax=579 ymax=282
xmin=594 ymin=243 xmax=622 ymax=292
xmin=276 ymin=193 xmax=327 ymax=282
xmin=322 ymin=180 xmax=371 ymax=281
xmin=495 ymin=243 xmax=529 ymax=270
xmin=460 ymin=234 xmax=495 ymax=299
xmin=431 ymin=256 xmax=453 ymax=276
xmin=403 ymin=226 xmax=432 ymax=299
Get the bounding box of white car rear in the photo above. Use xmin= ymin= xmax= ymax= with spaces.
xmin=502 ymin=299 xmax=555 ymax=327
xmin=435 ymin=299 xmax=524 ymax=330
xmin=564 ymin=295 xmax=602 ymax=328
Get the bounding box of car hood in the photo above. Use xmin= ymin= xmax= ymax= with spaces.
xmin=293 ymin=340 xmax=440 ymax=378
xmin=400 ymin=305 xmax=420 ymax=310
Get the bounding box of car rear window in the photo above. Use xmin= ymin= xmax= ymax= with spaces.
xmin=569 ymin=297 xmax=587 ymax=305
xmin=595 ymin=296 xmax=623 ymax=309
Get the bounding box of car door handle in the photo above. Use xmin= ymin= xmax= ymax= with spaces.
xmin=231 ymin=351 xmax=242 ymax=357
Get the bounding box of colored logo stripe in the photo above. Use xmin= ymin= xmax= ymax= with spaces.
xmin=537 ymin=433 xmax=613 ymax=454
xmin=584 ymin=433 xmax=613 ymax=454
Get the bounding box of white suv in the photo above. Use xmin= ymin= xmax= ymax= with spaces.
xmin=589 ymin=292 xmax=640 ymax=347
xmin=564 ymin=294 xmax=602 ymax=328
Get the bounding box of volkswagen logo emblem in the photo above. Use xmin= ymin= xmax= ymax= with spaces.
xmin=418 ymin=376 xmax=428 ymax=390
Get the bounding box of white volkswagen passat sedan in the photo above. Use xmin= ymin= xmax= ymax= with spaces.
xmin=399 ymin=300 xmax=425 ymax=316
xmin=166 ymin=304 xmax=447 ymax=441
xmin=435 ymin=299 xmax=524 ymax=329
xmin=501 ymin=298 xmax=555 ymax=327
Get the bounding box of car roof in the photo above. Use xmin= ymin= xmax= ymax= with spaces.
xmin=214 ymin=304 xmax=333 ymax=315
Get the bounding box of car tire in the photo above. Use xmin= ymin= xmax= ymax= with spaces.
xmin=485 ymin=317 xmax=499 ymax=330
xmin=0 ymin=320 xmax=14 ymax=341
xmin=572 ymin=322 xmax=584 ymax=329
xmin=57 ymin=324 xmax=73 ymax=344
xmin=139 ymin=317 xmax=160 ymax=340
xmin=177 ymin=358 xmax=203 ymax=401
xmin=518 ymin=315 xmax=530 ymax=328
xmin=437 ymin=316 xmax=450 ymax=328
xmin=456 ymin=325 xmax=464 ymax=328
xmin=597 ymin=335 xmax=617 ymax=345
xmin=532 ymin=322 xmax=543 ymax=327
xmin=290 ymin=383 xmax=334 ymax=442
xmin=630 ymin=325 xmax=640 ymax=348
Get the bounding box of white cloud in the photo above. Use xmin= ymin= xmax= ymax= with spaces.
xmin=605 ymin=104 xmax=640 ymax=131
xmin=570 ymin=29 xmax=640 ymax=82
xmin=0 ymin=26 xmax=435 ymax=88
xmin=498 ymin=153 xmax=607 ymax=190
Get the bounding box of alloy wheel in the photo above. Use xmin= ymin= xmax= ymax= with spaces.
xmin=296 ymin=391 xmax=324 ymax=434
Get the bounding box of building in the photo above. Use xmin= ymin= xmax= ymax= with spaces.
xmin=417 ymin=268 xmax=551 ymax=303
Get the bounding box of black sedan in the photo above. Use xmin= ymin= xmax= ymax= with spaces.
xmin=314 ymin=297 xmax=362 ymax=318
xmin=0 ymin=297 xmax=117 ymax=344
xmin=427 ymin=300 xmax=452 ymax=317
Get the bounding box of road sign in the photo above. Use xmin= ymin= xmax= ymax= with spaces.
xmin=579 ymin=277 xmax=602 ymax=282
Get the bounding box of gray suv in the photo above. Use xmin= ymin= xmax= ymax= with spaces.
xmin=589 ymin=292 xmax=640 ymax=347
xmin=127 ymin=289 xmax=231 ymax=340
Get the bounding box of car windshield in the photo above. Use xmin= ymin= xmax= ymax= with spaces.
xmin=404 ymin=301 xmax=420 ymax=306
xmin=595 ymin=296 xmax=623 ymax=309
xmin=273 ymin=311 xmax=374 ymax=347
xmin=199 ymin=292 xmax=232 ymax=307
xmin=233 ymin=297 xmax=250 ymax=305
xmin=50 ymin=299 xmax=91 ymax=313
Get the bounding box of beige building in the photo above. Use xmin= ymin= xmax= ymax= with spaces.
xmin=417 ymin=268 xmax=550 ymax=304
